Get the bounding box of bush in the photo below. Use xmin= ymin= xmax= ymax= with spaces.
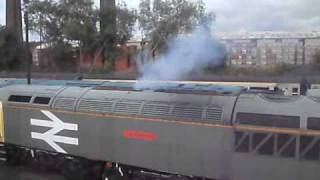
xmin=265 ymin=63 xmax=295 ymax=75
xmin=42 ymin=42 xmax=77 ymax=72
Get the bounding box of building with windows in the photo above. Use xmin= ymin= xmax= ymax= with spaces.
xmin=217 ymin=31 xmax=320 ymax=67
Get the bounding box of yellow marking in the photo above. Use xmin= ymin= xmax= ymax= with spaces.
xmin=234 ymin=125 xmax=320 ymax=137
xmin=7 ymin=104 xmax=320 ymax=137
xmin=0 ymin=102 xmax=4 ymax=143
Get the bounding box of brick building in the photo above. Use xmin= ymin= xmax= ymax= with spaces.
xmin=217 ymin=31 xmax=320 ymax=67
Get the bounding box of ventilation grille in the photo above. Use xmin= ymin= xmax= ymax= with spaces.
xmin=142 ymin=103 xmax=171 ymax=118
xmin=75 ymin=99 xmax=223 ymax=123
xmin=260 ymin=94 xmax=300 ymax=103
xmin=206 ymin=107 xmax=223 ymax=121
xmin=171 ymin=105 xmax=203 ymax=120
xmin=113 ymin=101 xmax=142 ymax=115
xmin=53 ymin=98 xmax=76 ymax=110
xmin=79 ymin=100 xmax=114 ymax=113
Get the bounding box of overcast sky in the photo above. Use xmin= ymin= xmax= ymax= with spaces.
xmin=0 ymin=1 xmax=5 ymax=27
xmin=0 ymin=0 xmax=319 ymax=32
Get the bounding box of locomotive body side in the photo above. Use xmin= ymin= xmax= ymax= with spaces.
xmin=231 ymin=93 xmax=320 ymax=180
xmin=4 ymin=84 xmax=320 ymax=180
xmin=0 ymin=85 xmax=237 ymax=179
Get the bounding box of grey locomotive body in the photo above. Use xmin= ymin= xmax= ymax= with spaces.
xmin=0 ymin=84 xmax=320 ymax=180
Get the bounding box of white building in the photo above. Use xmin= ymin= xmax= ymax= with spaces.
xmin=216 ymin=31 xmax=320 ymax=66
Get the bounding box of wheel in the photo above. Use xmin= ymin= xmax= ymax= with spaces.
xmin=36 ymin=152 xmax=51 ymax=171
xmin=85 ymin=161 xmax=104 ymax=180
xmin=6 ymin=147 xmax=20 ymax=166
xmin=61 ymin=158 xmax=89 ymax=180
xmin=106 ymin=174 xmax=131 ymax=180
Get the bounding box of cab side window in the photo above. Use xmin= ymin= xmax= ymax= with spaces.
xmin=33 ymin=97 xmax=51 ymax=105
xmin=8 ymin=95 xmax=32 ymax=103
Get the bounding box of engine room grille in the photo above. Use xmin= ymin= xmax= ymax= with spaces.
xmin=79 ymin=100 xmax=114 ymax=113
xmin=206 ymin=107 xmax=223 ymax=122
xmin=142 ymin=103 xmax=171 ymax=118
xmin=259 ymin=94 xmax=300 ymax=103
xmin=75 ymin=99 xmax=224 ymax=124
xmin=113 ymin=101 xmax=142 ymax=116
xmin=53 ymin=98 xmax=76 ymax=110
xmin=171 ymin=105 xmax=203 ymax=121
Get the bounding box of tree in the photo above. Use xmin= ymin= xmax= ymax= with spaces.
xmin=99 ymin=0 xmax=136 ymax=69
xmin=100 ymin=0 xmax=116 ymax=35
xmin=28 ymin=0 xmax=65 ymax=43
xmin=27 ymin=0 xmax=136 ymax=70
xmin=0 ymin=27 xmax=25 ymax=70
xmin=116 ymin=2 xmax=137 ymax=45
xmin=60 ymin=0 xmax=98 ymax=49
xmin=28 ymin=0 xmax=98 ymax=48
xmin=42 ymin=41 xmax=76 ymax=71
xmin=138 ymin=0 xmax=215 ymax=57
xmin=3 ymin=0 xmax=24 ymax=71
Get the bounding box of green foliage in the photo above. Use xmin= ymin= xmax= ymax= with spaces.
xmin=28 ymin=0 xmax=98 ymax=48
xmin=27 ymin=0 xmax=137 ymax=70
xmin=28 ymin=0 xmax=136 ymax=47
xmin=60 ymin=0 xmax=98 ymax=49
xmin=116 ymin=2 xmax=137 ymax=44
xmin=138 ymin=0 xmax=215 ymax=54
xmin=0 ymin=27 xmax=25 ymax=71
xmin=28 ymin=0 xmax=64 ymax=42
xmin=101 ymin=1 xmax=137 ymax=68
xmin=272 ymin=63 xmax=295 ymax=75
xmin=42 ymin=41 xmax=76 ymax=71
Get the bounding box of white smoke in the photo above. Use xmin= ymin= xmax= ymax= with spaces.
xmin=135 ymin=26 xmax=225 ymax=89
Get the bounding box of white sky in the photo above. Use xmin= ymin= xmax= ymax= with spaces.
xmin=0 ymin=0 xmax=5 ymax=26
xmin=1 ymin=0 xmax=320 ymax=32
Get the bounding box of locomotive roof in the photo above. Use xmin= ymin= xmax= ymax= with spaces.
xmin=0 ymin=79 xmax=244 ymax=95
xmin=96 ymin=81 xmax=244 ymax=95
xmin=0 ymin=79 xmax=103 ymax=88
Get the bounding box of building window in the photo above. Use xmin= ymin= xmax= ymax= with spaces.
xmin=232 ymin=48 xmax=237 ymax=53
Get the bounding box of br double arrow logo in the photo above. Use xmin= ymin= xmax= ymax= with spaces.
xmin=30 ymin=110 xmax=79 ymax=154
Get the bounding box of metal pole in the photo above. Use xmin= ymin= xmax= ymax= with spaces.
xmin=24 ymin=0 xmax=31 ymax=84
xmin=79 ymin=41 xmax=82 ymax=74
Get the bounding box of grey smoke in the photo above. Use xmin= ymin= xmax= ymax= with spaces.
xmin=135 ymin=26 xmax=224 ymax=89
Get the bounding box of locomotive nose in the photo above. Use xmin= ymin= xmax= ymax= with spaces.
xmin=0 ymin=101 xmax=4 ymax=143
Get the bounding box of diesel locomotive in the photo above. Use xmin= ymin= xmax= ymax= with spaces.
xmin=0 ymin=82 xmax=320 ymax=180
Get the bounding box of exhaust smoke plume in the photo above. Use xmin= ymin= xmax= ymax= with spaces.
xmin=135 ymin=26 xmax=225 ymax=89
